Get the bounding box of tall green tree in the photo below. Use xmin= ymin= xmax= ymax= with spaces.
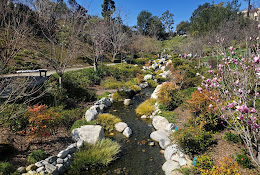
xmin=160 ymin=10 xmax=174 ymax=33
xmin=136 ymin=10 xmax=152 ymax=35
xmin=101 ymin=0 xmax=115 ymax=21
xmin=176 ymin=21 xmax=190 ymax=34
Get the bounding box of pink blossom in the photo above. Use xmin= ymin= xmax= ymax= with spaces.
xmin=213 ymin=77 xmax=218 ymax=83
xmin=232 ymin=51 xmax=236 ymax=55
xmin=201 ymin=76 xmax=205 ymax=80
xmin=250 ymin=108 xmax=257 ymax=113
xmin=254 ymin=124 xmax=259 ymax=128
xmin=250 ymin=37 xmax=252 ymax=41
xmin=229 ymin=46 xmax=234 ymax=51
xmin=258 ymin=24 xmax=260 ymax=29
xmin=238 ymin=115 xmax=244 ymax=120
xmin=198 ymin=87 xmax=202 ymax=91
xmin=236 ymin=105 xmax=249 ymax=113
xmin=225 ymin=90 xmax=229 ymax=94
xmin=208 ymin=42 xmax=211 ymax=45
xmin=218 ymin=64 xmax=223 ymax=69
xmin=228 ymin=103 xmax=233 ymax=108
xmin=196 ymin=73 xmax=200 ymax=76
xmin=208 ymin=70 xmax=213 ymax=73
xmin=254 ymin=57 xmax=260 ymax=63
xmin=209 ymin=104 xmax=213 ymax=108
xmin=195 ymin=66 xmax=197 ymax=69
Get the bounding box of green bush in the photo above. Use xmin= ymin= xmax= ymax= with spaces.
xmin=136 ymin=98 xmax=156 ymax=117
xmin=112 ymin=91 xmax=133 ymax=102
xmin=0 ymin=162 xmax=15 ymax=175
xmin=27 ymin=149 xmax=48 ymax=164
xmin=195 ymin=154 xmax=214 ymax=171
xmin=97 ymin=92 xmax=111 ymax=100
xmin=130 ymin=85 xmax=141 ymax=93
xmin=147 ymin=79 xmax=158 ymax=88
xmin=224 ymin=132 xmax=239 ymax=143
xmin=69 ymin=139 xmax=120 ymax=174
xmin=155 ymin=76 xmax=167 ymax=83
xmin=0 ymin=104 xmax=28 ymax=132
xmin=235 ymin=153 xmax=253 ymax=169
xmin=173 ymin=126 xmax=214 ymax=155
xmin=96 ymin=114 xmax=121 ymax=132
xmin=158 ymin=82 xmax=182 ymax=111
xmin=100 ymin=77 xmax=124 ymax=89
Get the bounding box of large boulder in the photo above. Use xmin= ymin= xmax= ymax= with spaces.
xmin=123 ymin=127 xmax=132 ymax=137
xmin=164 ymin=144 xmax=179 ymax=160
xmin=152 ymin=116 xmax=169 ymax=130
xmin=144 ymin=74 xmax=153 ymax=81
xmin=97 ymin=97 xmax=112 ymax=107
xmin=151 ymin=84 xmax=162 ymax=99
xmin=162 ymin=160 xmax=180 ymax=174
xmin=150 ymin=130 xmax=169 ymax=142
xmin=85 ymin=108 xmax=98 ymax=122
xmin=71 ymin=125 xmax=105 ymax=144
xmin=115 ymin=122 xmax=128 ymax=132
xmin=159 ymin=137 xmax=172 ymax=149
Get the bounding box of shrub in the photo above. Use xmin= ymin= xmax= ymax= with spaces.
xmin=0 ymin=104 xmax=28 ymax=132
xmin=235 ymin=153 xmax=253 ymax=169
xmin=130 ymin=85 xmax=141 ymax=93
xmin=0 ymin=162 xmax=15 ymax=175
xmin=112 ymin=91 xmax=133 ymax=102
xmin=173 ymin=125 xmax=214 ymax=155
xmin=187 ymin=90 xmax=218 ymax=115
xmin=136 ymin=74 xmax=144 ymax=84
xmin=155 ymin=76 xmax=167 ymax=83
xmin=27 ymin=149 xmax=48 ymax=164
xmin=195 ymin=113 xmax=224 ymax=132
xmin=224 ymin=132 xmax=239 ymax=143
xmin=195 ymin=154 xmax=214 ymax=171
xmin=96 ymin=114 xmax=121 ymax=132
xmin=21 ymin=105 xmax=59 ymax=138
xmin=200 ymin=157 xmax=240 ymax=175
xmin=100 ymin=77 xmax=124 ymax=89
xmin=147 ymin=79 xmax=158 ymax=88
xmin=97 ymin=92 xmax=111 ymax=100
xmin=158 ymin=82 xmax=182 ymax=111
xmin=69 ymin=139 xmax=120 ymax=174
xmin=136 ymin=98 xmax=156 ymax=117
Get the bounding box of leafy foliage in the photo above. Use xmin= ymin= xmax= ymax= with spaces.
xmin=0 ymin=162 xmax=15 ymax=175
xmin=200 ymin=157 xmax=240 ymax=175
xmin=224 ymin=132 xmax=239 ymax=143
xmin=158 ymin=82 xmax=182 ymax=111
xmin=195 ymin=154 xmax=214 ymax=171
xmin=27 ymin=149 xmax=48 ymax=164
xmin=235 ymin=153 xmax=253 ymax=169
xmin=136 ymin=98 xmax=156 ymax=117
xmin=19 ymin=105 xmax=59 ymax=138
xmin=96 ymin=113 xmax=121 ymax=132
xmin=147 ymin=79 xmax=158 ymax=88
xmin=173 ymin=125 xmax=214 ymax=155
xmin=70 ymin=119 xmax=96 ymax=132
xmin=69 ymin=139 xmax=120 ymax=174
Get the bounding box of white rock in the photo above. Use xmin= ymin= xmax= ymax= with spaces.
xmin=124 ymin=99 xmax=132 ymax=106
xmin=57 ymin=150 xmax=69 ymax=159
xmin=162 ymin=160 xmax=180 ymax=173
xmin=141 ymin=115 xmax=148 ymax=119
xmin=144 ymin=74 xmax=153 ymax=81
xmin=179 ymin=158 xmax=187 ymax=166
xmin=123 ymin=127 xmax=132 ymax=137
xmin=150 ymin=130 xmax=169 ymax=142
xmin=114 ymin=122 xmax=128 ymax=132
xmin=151 ymin=84 xmax=162 ymax=99
xmin=159 ymin=137 xmax=172 ymax=149
xmin=152 ymin=116 xmax=169 ymax=130
xmin=36 ymin=167 xmax=45 ymax=173
xmin=56 ymin=158 xmax=64 ymax=164
xmin=45 ymin=163 xmax=58 ymax=175
xmin=165 ymin=123 xmax=175 ymax=131
xmin=71 ymin=125 xmax=105 ymax=144
xmin=179 ymin=152 xmax=184 ymax=158
xmin=85 ymin=108 xmax=98 ymax=122
xmin=171 ymin=153 xmax=180 ymax=162
xmin=76 ymin=139 xmax=84 ymax=149
xmin=164 ymin=144 xmax=179 ymax=160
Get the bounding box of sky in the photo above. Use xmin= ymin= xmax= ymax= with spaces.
xmin=78 ymin=0 xmax=250 ymax=31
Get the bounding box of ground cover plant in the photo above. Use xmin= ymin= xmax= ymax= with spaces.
xmin=68 ymin=139 xmax=120 ymax=174
xmin=135 ymin=98 xmax=156 ymax=117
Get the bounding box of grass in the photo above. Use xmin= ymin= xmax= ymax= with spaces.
xmin=96 ymin=114 xmax=122 ymax=132
xmin=136 ymin=98 xmax=156 ymax=117
xmin=160 ymin=110 xmax=178 ymax=123
xmin=69 ymin=139 xmax=120 ymax=174
xmin=70 ymin=119 xmax=96 ymax=132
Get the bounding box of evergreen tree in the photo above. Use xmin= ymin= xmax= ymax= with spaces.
xmin=101 ymin=0 xmax=115 ymax=21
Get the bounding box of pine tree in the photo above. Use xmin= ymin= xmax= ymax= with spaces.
xmin=101 ymin=0 xmax=115 ymax=21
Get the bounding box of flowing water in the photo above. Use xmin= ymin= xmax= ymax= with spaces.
xmin=88 ymin=88 xmax=165 ymax=175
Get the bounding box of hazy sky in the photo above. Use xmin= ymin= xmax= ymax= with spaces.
xmin=78 ymin=0 xmax=250 ymax=30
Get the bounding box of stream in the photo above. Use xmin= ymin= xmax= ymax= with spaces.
xmin=87 ymin=88 xmax=165 ymax=175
